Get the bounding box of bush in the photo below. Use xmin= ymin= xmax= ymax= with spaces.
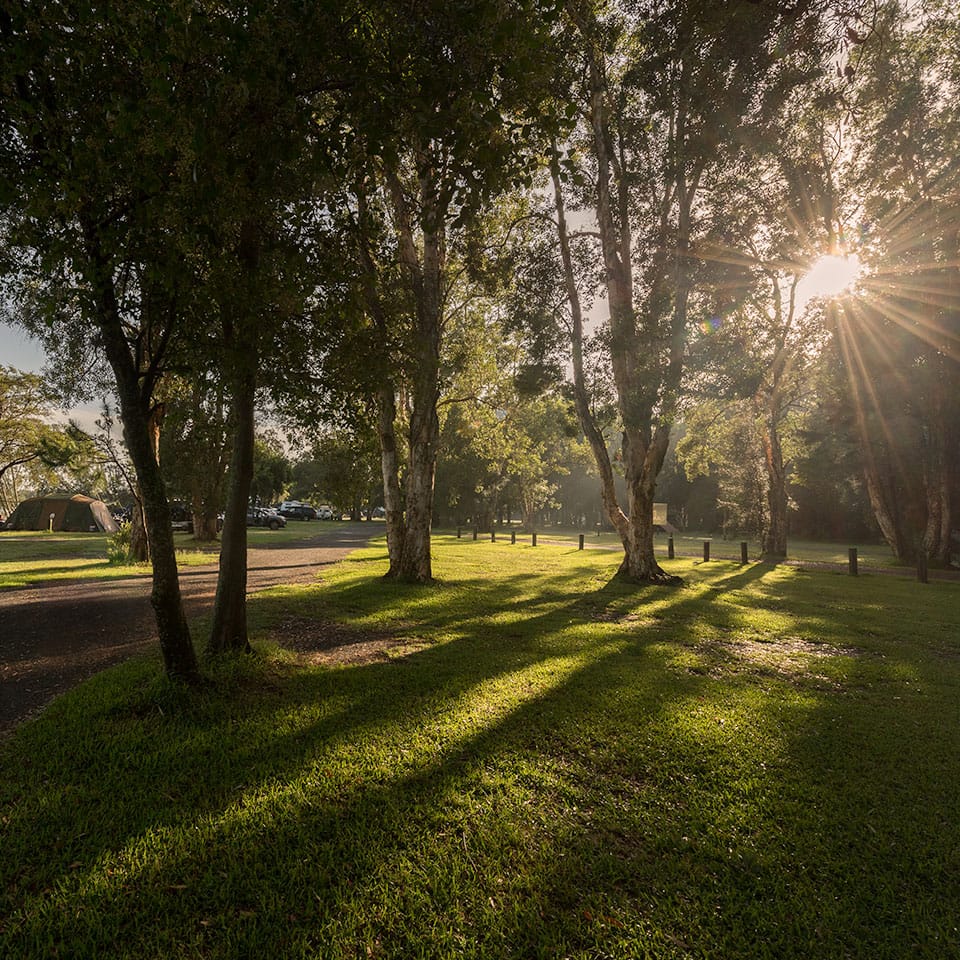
xmin=106 ymin=523 xmax=133 ymax=565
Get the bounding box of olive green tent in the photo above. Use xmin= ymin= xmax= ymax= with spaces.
xmin=4 ymin=494 xmax=119 ymax=533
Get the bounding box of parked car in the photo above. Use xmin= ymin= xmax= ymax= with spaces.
xmin=278 ymin=503 xmax=317 ymax=521
xmin=169 ymin=502 xmax=194 ymax=533
xmin=316 ymin=505 xmax=335 ymax=520
xmin=247 ymin=507 xmax=286 ymax=530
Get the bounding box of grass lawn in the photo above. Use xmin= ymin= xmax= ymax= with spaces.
xmin=0 ymin=524 xmax=322 ymax=589
xmin=442 ymin=526 xmax=902 ymax=568
xmin=1 ymin=537 xmax=958 ymax=958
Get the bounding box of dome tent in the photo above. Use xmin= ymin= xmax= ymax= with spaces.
xmin=4 ymin=494 xmax=119 ymax=533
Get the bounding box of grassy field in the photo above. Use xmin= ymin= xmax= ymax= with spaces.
xmin=439 ymin=526 xmax=902 ymax=568
xmin=2 ymin=536 xmax=958 ymax=958
xmin=0 ymin=523 xmax=325 ymax=589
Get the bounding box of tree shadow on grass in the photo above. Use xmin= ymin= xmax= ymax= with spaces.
xmin=5 ymin=559 xmax=956 ymax=957
xmin=0 ymin=561 xmax=780 ymax=952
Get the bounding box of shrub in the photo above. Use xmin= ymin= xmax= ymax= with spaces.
xmin=106 ymin=523 xmax=133 ymax=565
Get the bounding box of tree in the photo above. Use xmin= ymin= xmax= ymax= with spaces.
xmin=324 ymin=0 xmax=563 ymax=582
xmin=159 ymin=376 xmax=231 ymax=542
xmin=836 ymin=0 xmax=960 ymax=564
xmin=551 ymin=0 xmax=826 ymax=581
xmin=250 ymin=433 xmax=293 ymax=508
xmin=0 ymin=2 xmax=236 ymax=678
xmin=0 ymin=367 xmax=78 ymax=515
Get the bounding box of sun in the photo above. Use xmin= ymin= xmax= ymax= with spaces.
xmin=797 ymin=253 xmax=863 ymax=307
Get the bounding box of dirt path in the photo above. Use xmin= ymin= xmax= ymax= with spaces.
xmin=0 ymin=523 xmax=373 ymax=737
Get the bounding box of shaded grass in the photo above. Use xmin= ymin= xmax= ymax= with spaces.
xmin=1 ymin=540 xmax=959 ymax=958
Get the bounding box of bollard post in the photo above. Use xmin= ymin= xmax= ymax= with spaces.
xmin=740 ymin=541 xmax=748 ymax=565
xmin=668 ymin=535 xmax=674 ymax=559
xmin=49 ymin=512 xmax=55 ymax=532
xmin=472 ymin=527 xmax=478 ymax=541
xmin=491 ymin=529 xmax=496 ymax=543
xmin=703 ymin=540 xmax=711 ymax=562
xmin=457 ymin=527 xmax=461 ymax=539
xmin=532 ymin=532 xmax=537 ymax=547
xmin=848 ymin=547 xmax=858 ymax=576
xmin=917 ymin=550 xmax=928 ymax=584
xmin=579 ymin=533 xmax=585 ymax=550
xmin=511 ymin=530 xmax=516 ymax=545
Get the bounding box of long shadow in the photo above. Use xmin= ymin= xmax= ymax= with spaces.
xmin=0 ymin=559 xmax=777 ymax=940
xmin=1 ymin=595 xmax=716 ymax=954
xmin=8 ymin=556 xmax=952 ymax=955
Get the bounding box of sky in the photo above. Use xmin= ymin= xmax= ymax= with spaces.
xmin=1 ymin=321 xmax=46 ymax=373
xmin=2 ymin=321 xmax=105 ymax=430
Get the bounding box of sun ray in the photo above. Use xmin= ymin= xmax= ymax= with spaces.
xmin=832 ymin=300 xmax=917 ymax=489
xmin=865 ymin=292 xmax=960 ymax=362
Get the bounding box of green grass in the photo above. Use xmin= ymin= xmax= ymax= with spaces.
xmin=0 ymin=525 xmax=324 ymax=589
xmin=440 ymin=526 xmax=901 ymax=567
xmin=2 ymin=537 xmax=959 ymax=958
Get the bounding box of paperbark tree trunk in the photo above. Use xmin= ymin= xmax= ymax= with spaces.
xmin=551 ymin=69 xmax=684 ymax=587
xmin=383 ymin=157 xmax=443 ymax=584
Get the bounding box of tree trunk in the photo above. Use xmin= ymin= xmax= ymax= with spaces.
xmin=377 ymin=383 xmax=405 ymax=575
xmin=191 ymin=496 xmax=221 ymax=542
xmin=761 ymin=411 xmax=788 ymax=561
xmin=190 ymin=464 xmax=225 ymax=542
xmin=82 ymin=219 xmax=198 ymax=681
xmin=617 ymin=470 xmax=670 ymax=580
xmin=129 ymin=491 xmax=150 ymax=562
xmin=522 ymin=495 xmax=537 ymax=534
xmin=384 ymin=156 xmax=443 ymax=584
xmin=394 ymin=338 xmax=439 ymax=582
xmin=207 ymin=360 xmax=256 ymax=656
xmin=552 ymin=146 xmax=677 ymax=585
xmin=129 ymin=407 xmax=164 ymax=562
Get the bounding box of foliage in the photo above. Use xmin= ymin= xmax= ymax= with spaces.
xmin=105 ymin=522 xmax=134 ymax=566
xmin=835 ymin=0 xmax=960 ymax=562
xmin=251 ymin=434 xmax=293 ymax=507
xmin=0 ymin=366 xmax=82 ymax=514
xmin=291 ymin=429 xmax=380 ymax=516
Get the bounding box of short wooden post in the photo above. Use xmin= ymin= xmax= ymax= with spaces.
xmin=740 ymin=541 xmax=748 ymax=565
xmin=848 ymin=547 xmax=858 ymax=576
xmin=491 ymin=529 xmax=496 ymax=543
xmin=511 ymin=530 xmax=516 ymax=544
xmin=703 ymin=540 xmax=711 ymax=562
xmin=668 ymin=536 xmax=674 ymax=559
xmin=579 ymin=534 xmax=585 ymax=550
xmin=917 ymin=550 xmax=929 ymax=584
xmin=532 ymin=532 xmax=537 ymax=547
xmin=456 ymin=527 xmax=461 ymax=539
xmin=472 ymin=527 xmax=478 ymax=541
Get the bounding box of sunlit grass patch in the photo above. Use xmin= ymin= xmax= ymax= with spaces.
xmin=2 ymin=540 xmax=959 ymax=958
xmin=0 ymin=530 xmax=222 ymax=588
